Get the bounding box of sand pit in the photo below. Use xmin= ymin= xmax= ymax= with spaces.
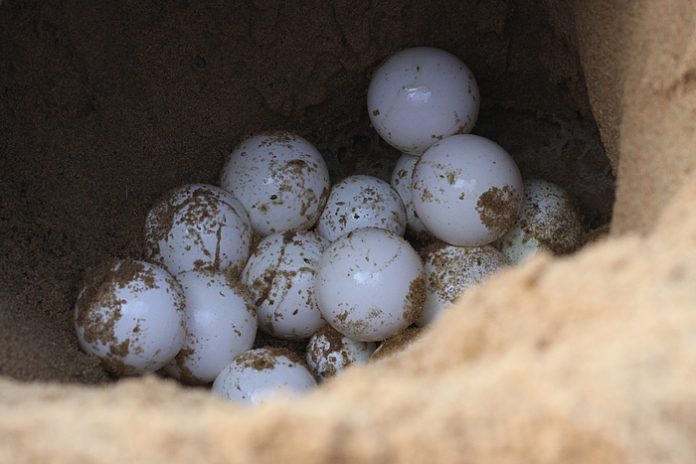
xmin=1 ymin=0 xmax=695 ymax=462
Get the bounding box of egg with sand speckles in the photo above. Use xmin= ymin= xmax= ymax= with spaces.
xmin=317 ymin=175 xmax=406 ymax=242
xmin=144 ymin=183 xmax=252 ymax=277
xmin=212 ymin=348 xmax=316 ymax=404
xmin=305 ymin=325 xmax=376 ymax=381
xmin=315 ymin=227 xmax=425 ymax=342
xmin=412 ymin=134 xmax=523 ymax=246
xmin=241 ymin=230 xmax=328 ymax=340
xmin=417 ymin=243 xmax=508 ymax=327
xmin=390 ymin=153 xmax=433 ymax=240
xmin=368 ymin=46 xmax=479 ymax=155
xmin=74 ymin=259 xmax=186 ymax=376
xmin=220 ymin=132 xmax=330 ymax=237
xmin=498 ymin=179 xmax=584 ymax=264
xmin=163 ymin=270 xmax=257 ymax=385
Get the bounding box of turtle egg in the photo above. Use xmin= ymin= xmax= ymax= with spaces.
xmin=305 ymin=325 xmax=376 ymax=381
xmin=412 ymin=134 xmax=523 ymax=246
xmin=219 ymin=132 xmax=330 ymax=236
xmin=498 ymin=179 xmax=584 ymax=265
xmin=417 ymin=244 xmax=508 ymax=327
xmin=390 ymin=153 xmax=433 ymax=241
xmin=315 ymin=227 xmax=425 ymax=342
xmin=241 ymin=230 xmax=327 ymax=340
xmin=367 ymin=46 xmax=479 ymax=155
xmin=164 ymin=270 xmax=257 ymax=385
xmin=212 ymin=348 xmax=316 ymax=404
xmin=144 ymin=183 xmax=252 ymax=277
xmin=74 ymin=259 xmax=186 ymax=376
xmin=317 ymin=175 xmax=406 ymax=242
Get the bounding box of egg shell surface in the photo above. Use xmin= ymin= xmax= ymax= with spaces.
xmin=367 ymin=46 xmax=479 ymax=155
xmin=417 ymin=243 xmax=508 ymax=327
xmin=144 ymin=183 xmax=252 ymax=277
xmin=498 ymin=179 xmax=584 ymax=264
xmin=74 ymin=259 xmax=186 ymax=376
xmin=164 ymin=270 xmax=257 ymax=384
xmin=219 ymin=132 xmax=330 ymax=237
xmin=212 ymin=348 xmax=316 ymax=404
xmin=315 ymin=227 xmax=425 ymax=342
xmin=305 ymin=325 xmax=376 ymax=381
xmin=241 ymin=230 xmax=328 ymax=340
xmin=412 ymin=134 xmax=523 ymax=246
xmin=390 ymin=153 xmax=433 ymax=240
xmin=317 ymin=175 xmax=406 ymax=242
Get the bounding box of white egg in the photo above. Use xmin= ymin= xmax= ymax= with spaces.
xmin=219 ymin=132 xmax=330 ymax=236
xmin=417 ymin=244 xmax=508 ymax=327
xmin=412 ymin=134 xmax=523 ymax=246
xmin=498 ymin=179 xmax=584 ymax=264
xmin=212 ymin=348 xmax=316 ymax=404
xmin=241 ymin=231 xmax=327 ymax=340
xmin=74 ymin=259 xmax=186 ymax=376
xmin=317 ymin=175 xmax=406 ymax=242
xmin=367 ymin=46 xmax=479 ymax=155
xmin=315 ymin=227 xmax=425 ymax=342
xmin=305 ymin=325 xmax=376 ymax=381
xmin=144 ymin=183 xmax=252 ymax=277
xmin=163 ymin=270 xmax=257 ymax=384
xmin=390 ymin=153 xmax=433 ymax=241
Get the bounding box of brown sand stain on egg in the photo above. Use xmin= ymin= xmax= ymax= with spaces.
xmin=235 ymin=347 xmax=306 ymax=371
xmin=476 ymin=185 xmax=521 ymax=236
xmin=446 ymin=171 xmax=457 ymax=185
xmin=173 ymin=346 xmax=203 ymax=385
xmin=403 ymin=274 xmax=426 ymax=325
xmin=306 ymin=325 xmax=349 ymax=380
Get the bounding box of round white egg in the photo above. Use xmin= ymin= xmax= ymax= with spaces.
xmin=305 ymin=325 xmax=376 ymax=381
xmin=317 ymin=175 xmax=406 ymax=242
xmin=164 ymin=270 xmax=257 ymax=384
xmin=219 ymin=132 xmax=330 ymax=237
xmin=390 ymin=153 xmax=433 ymax=240
xmin=498 ymin=179 xmax=584 ymax=264
xmin=241 ymin=231 xmax=327 ymax=340
xmin=417 ymin=244 xmax=508 ymax=327
xmin=412 ymin=134 xmax=523 ymax=246
xmin=74 ymin=259 xmax=186 ymax=376
xmin=367 ymin=46 xmax=479 ymax=155
xmin=212 ymin=348 xmax=316 ymax=404
xmin=144 ymin=183 xmax=252 ymax=277
xmin=315 ymin=227 xmax=425 ymax=342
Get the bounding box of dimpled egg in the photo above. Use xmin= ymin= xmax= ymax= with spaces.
xmin=164 ymin=270 xmax=257 ymax=385
xmin=305 ymin=325 xmax=376 ymax=381
xmin=390 ymin=153 xmax=433 ymax=240
xmin=315 ymin=227 xmax=425 ymax=342
xmin=219 ymin=132 xmax=330 ymax=236
xmin=144 ymin=183 xmax=252 ymax=277
xmin=74 ymin=259 xmax=186 ymax=376
xmin=241 ymin=231 xmax=327 ymax=340
xmin=317 ymin=175 xmax=406 ymax=242
xmin=212 ymin=348 xmax=316 ymax=404
xmin=412 ymin=134 xmax=523 ymax=246
xmin=498 ymin=179 xmax=584 ymax=264
xmin=367 ymin=46 xmax=479 ymax=155
xmin=417 ymin=243 xmax=508 ymax=327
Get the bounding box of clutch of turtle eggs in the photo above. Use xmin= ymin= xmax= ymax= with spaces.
xmin=74 ymin=47 xmax=583 ymax=405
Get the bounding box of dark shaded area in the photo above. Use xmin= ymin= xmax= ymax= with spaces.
xmin=0 ymin=0 xmax=613 ymax=382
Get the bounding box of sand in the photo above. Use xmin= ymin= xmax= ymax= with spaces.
xmin=4 ymin=0 xmax=693 ymax=462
